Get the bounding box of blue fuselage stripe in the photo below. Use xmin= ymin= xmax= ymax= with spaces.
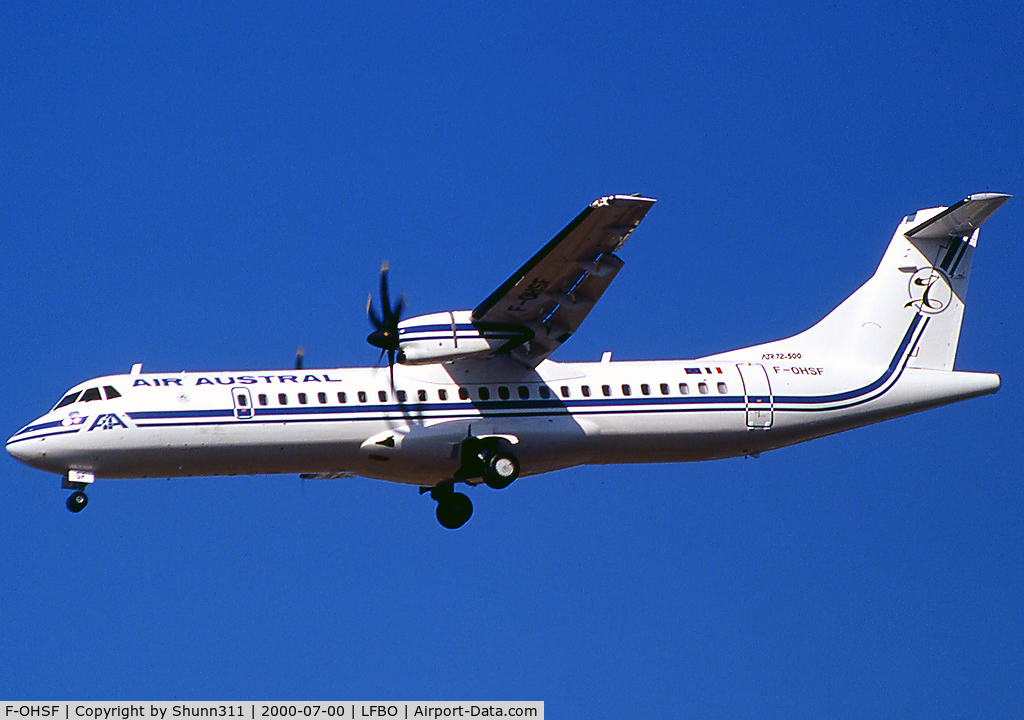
xmin=21 ymin=316 xmax=925 ymax=436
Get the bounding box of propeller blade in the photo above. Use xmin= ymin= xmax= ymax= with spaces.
xmin=392 ymin=293 xmax=407 ymax=321
xmin=365 ymin=260 xmax=407 ymax=383
xmin=379 ymin=262 xmax=392 ymax=325
xmin=367 ymin=294 xmax=384 ymax=331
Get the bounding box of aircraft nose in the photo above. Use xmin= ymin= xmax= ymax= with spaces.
xmin=7 ymin=434 xmax=32 ymax=463
xmin=7 ymin=426 xmax=46 ymax=468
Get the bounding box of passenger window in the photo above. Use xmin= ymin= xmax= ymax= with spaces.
xmin=478 ymin=387 xmax=490 ymax=401
xmin=458 ymin=388 xmax=469 ymax=400
xmin=358 ymin=391 xmax=367 ymax=403
xmin=680 ymin=383 xmax=690 ymax=395
xmin=278 ymin=393 xmax=288 ymax=405
xmin=439 ymin=389 xmax=448 ymax=401
xmin=498 ymin=386 xmax=510 ymax=400
xmin=718 ymin=382 xmax=728 ymax=394
xmin=103 ymin=386 xmax=121 ymax=399
xmin=378 ymin=390 xmax=388 ymax=402
xmin=318 ymin=392 xmax=327 ymax=404
xmin=81 ymin=388 xmax=102 ymax=402
xmin=698 ymin=382 xmax=709 ymax=395
xmin=337 ymin=392 xmax=347 ymax=404
xmin=581 ymin=385 xmax=591 ymax=397
xmin=560 ymin=386 xmax=570 ymax=398
xmin=298 ymin=393 xmax=308 ymax=405
xmin=660 ymin=383 xmax=669 ymax=395
xmin=418 ymin=389 xmax=428 ymax=402
xmin=641 ymin=384 xmax=650 ymax=396
xmin=602 ymin=385 xmax=612 ymax=397
xmin=397 ymin=390 xmax=407 ymax=402
xmin=518 ymin=386 xmax=529 ymax=399
xmin=621 ymin=384 xmax=631 ymax=396
xmin=258 ymin=394 xmax=268 ymax=406
xmin=237 ymin=394 xmax=249 ymax=407
xmin=539 ymin=386 xmax=551 ymax=399
xmin=55 ymin=391 xmax=82 ymax=409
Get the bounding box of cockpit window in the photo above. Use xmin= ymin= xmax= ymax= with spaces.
xmin=80 ymin=387 xmax=102 ymax=402
xmin=103 ymin=386 xmax=121 ymax=399
xmin=54 ymin=391 xmax=82 ymax=410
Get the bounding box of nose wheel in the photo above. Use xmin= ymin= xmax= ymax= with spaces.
xmin=62 ymin=470 xmax=94 ymax=512
xmin=66 ymin=491 xmax=88 ymax=513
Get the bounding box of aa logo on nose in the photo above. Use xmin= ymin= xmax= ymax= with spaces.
xmin=88 ymin=413 xmax=128 ymax=431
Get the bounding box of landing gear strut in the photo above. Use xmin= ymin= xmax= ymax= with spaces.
xmin=423 ymin=438 xmax=521 ymax=529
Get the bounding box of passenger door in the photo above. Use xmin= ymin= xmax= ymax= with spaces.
xmin=232 ymin=387 xmax=254 ymax=420
xmin=736 ymin=363 xmax=773 ymax=429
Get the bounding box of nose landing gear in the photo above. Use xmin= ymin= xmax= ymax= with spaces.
xmin=62 ymin=470 xmax=94 ymax=513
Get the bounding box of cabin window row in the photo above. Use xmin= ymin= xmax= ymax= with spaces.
xmin=251 ymin=380 xmax=730 ymax=407
xmin=559 ymin=381 xmax=728 ymax=397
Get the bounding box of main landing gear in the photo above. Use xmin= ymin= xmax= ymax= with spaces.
xmin=424 ymin=439 xmax=521 ymax=529
xmin=431 ymin=485 xmax=474 ymax=529
xmin=482 ymin=450 xmax=519 ymax=490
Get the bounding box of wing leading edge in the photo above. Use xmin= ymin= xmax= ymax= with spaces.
xmin=472 ymin=194 xmax=656 ymax=366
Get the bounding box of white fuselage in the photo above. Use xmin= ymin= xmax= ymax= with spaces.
xmin=6 ymin=333 xmax=999 ymax=487
xmin=6 ymin=192 xmax=1008 ymax=527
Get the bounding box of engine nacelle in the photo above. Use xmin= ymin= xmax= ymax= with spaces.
xmin=396 ymin=311 xmax=533 ymax=365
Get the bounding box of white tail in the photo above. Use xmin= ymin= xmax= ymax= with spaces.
xmin=765 ymin=194 xmax=1009 ymax=370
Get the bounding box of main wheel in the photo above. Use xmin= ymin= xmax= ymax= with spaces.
xmin=66 ymin=491 xmax=88 ymax=513
xmin=436 ymin=492 xmax=473 ymax=529
xmin=483 ymin=451 xmax=519 ymax=490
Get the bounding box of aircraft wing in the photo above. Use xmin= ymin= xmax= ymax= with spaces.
xmin=472 ymin=194 xmax=656 ymax=366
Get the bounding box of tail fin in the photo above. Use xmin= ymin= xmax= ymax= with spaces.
xmin=786 ymin=193 xmax=1009 ymax=370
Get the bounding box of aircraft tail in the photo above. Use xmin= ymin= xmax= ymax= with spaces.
xmin=785 ymin=193 xmax=1009 ymax=370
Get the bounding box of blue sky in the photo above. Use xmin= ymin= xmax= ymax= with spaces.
xmin=2 ymin=1 xmax=1022 ymax=714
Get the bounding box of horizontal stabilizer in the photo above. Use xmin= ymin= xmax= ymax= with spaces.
xmin=905 ymin=192 xmax=1010 ymax=239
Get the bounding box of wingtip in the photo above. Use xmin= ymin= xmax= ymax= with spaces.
xmin=591 ymin=194 xmax=658 ymax=207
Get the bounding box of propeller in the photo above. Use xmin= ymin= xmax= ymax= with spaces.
xmin=366 ymin=262 xmax=406 ymax=383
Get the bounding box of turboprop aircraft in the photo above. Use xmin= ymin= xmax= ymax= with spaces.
xmin=6 ymin=192 xmax=1009 ymax=528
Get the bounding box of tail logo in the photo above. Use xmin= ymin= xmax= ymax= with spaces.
xmin=905 ymin=268 xmax=952 ymax=314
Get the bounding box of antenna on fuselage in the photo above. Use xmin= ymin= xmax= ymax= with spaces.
xmin=295 ymin=346 xmax=305 ymax=370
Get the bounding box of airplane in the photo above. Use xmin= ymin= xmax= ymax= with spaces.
xmin=6 ymin=192 xmax=1009 ymax=528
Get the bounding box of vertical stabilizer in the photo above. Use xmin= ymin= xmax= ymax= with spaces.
xmin=778 ymin=193 xmax=1009 ymax=370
